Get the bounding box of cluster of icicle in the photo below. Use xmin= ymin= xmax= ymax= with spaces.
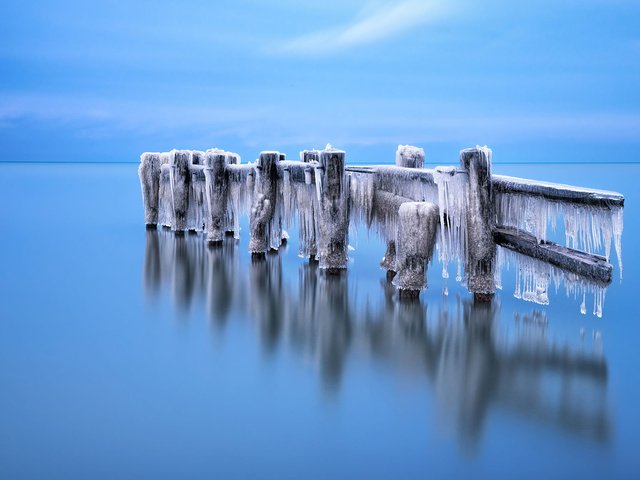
xmin=496 ymin=192 xmax=623 ymax=278
xmin=494 ymin=191 xmax=623 ymax=317
xmin=348 ymin=166 xmax=438 ymax=243
xmin=495 ymin=247 xmax=608 ymax=318
xmin=347 ymin=144 xmax=623 ymax=316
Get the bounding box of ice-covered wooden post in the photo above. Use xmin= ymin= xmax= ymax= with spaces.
xmin=381 ymin=145 xmax=426 ymax=278
xmin=396 ymin=202 xmax=439 ymax=298
xmin=170 ymin=150 xmax=192 ymax=233
xmin=139 ymin=152 xmax=161 ymax=228
xmin=396 ymin=145 xmax=425 ymax=169
xmin=316 ymin=147 xmax=349 ymax=273
xmin=203 ymin=150 xmax=228 ymax=244
xmin=301 ymin=149 xmax=320 ymax=163
xmin=460 ymin=146 xmax=496 ymax=302
xmin=249 ymin=151 xmax=280 ymax=257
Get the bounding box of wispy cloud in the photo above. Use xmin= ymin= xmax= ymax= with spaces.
xmin=271 ymin=1 xmax=451 ymax=55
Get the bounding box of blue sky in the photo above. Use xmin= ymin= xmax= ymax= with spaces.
xmin=1 ymin=0 xmax=638 ymax=163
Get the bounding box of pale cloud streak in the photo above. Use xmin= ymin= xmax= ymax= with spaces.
xmin=271 ymin=1 xmax=451 ymax=55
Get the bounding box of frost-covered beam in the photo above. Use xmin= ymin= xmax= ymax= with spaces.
xmin=493 ymin=175 xmax=624 ymax=208
xmin=461 ymin=147 xmax=496 ymax=302
xmin=203 ymin=151 xmax=228 ymax=244
xmin=495 ymin=226 xmax=612 ymax=284
xmin=345 ymin=165 xmax=436 ymax=185
xmin=280 ymin=160 xmax=315 ymax=184
xmin=139 ymin=152 xmax=161 ymax=227
xmin=316 ymin=147 xmax=349 ymax=273
xmin=396 ymin=202 xmax=439 ymax=298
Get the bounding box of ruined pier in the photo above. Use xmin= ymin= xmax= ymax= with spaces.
xmin=139 ymin=144 xmax=624 ymax=316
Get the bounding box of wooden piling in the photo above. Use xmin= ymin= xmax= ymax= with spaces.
xmin=203 ymin=151 xmax=229 ymax=244
xmin=139 ymin=152 xmax=161 ymax=227
xmin=316 ymin=148 xmax=349 ymax=273
xmin=301 ymin=150 xmax=320 ymax=163
xmin=396 ymin=145 xmax=425 ymax=169
xmin=460 ymin=147 xmax=496 ymax=302
xmin=170 ymin=150 xmax=192 ymax=232
xmin=249 ymin=151 xmax=280 ymax=254
xmin=396 ymin=202 xmax=439 ymax=298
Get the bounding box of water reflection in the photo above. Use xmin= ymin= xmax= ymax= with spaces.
xmin=144 ymin=229 xmax=611 ymax=448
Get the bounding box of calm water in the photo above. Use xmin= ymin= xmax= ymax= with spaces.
xmin=0 ymin=163 xmax=638 ymax=479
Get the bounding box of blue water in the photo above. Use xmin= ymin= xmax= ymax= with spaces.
xmin=0 ymin=163 xmax=638 ymax=479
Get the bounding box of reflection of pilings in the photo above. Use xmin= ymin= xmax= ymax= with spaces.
xmin=143 ymin=234 xmax=611 ymax=446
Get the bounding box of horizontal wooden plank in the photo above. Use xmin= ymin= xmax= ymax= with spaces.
xmin=494 ymin=226 xmax=612 ymax=284
xmin=493 ymin=174 xmax=624 ymax=207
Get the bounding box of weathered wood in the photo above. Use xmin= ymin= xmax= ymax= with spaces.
xmin=249 ymin=151 xmax=280 ymax=253
xmin=139 ymin=152 xmax=161 ymax=227
xmin=396 ymin=145 xmax=425 ymax=169
xmin=280 ymin=160 xmax=314 ymax=184
xmin=460 ymin=147 xmax=496 ymax=301
xmin=493 ymin=175 xmax=624 ymax=208
xmin=396 ymin=202 xmax=439 ymax=298
xmin=494 ymin=226 xmax=612 ymax=284
xmin=317 ymin=148 xmax=349 ymax=273
xmin=203 ymin=151 xmax=228 ymax=243
xmin=169 ymin=150 xmax=192 ymax=232
xmin=301 ymin=150 xmax=320 ymax=163
xmin=372 ymin=190 xmax=414 ymax=218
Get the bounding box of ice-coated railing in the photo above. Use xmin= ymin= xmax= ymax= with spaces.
xmin=139 ymin=144 xmax=624 ymax=316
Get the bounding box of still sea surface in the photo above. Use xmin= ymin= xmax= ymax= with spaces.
xmin=0 ymin=162 xmax=638 ymax=479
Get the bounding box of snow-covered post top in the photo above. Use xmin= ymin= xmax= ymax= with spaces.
xmin=203 ymin=150 xmax=229 ymax=244
xmin=460 ymin=146 xmax=496 ymax=301
xmin=169 ymin=150 xmax=192 ymax=232
xmin=139 ymin=152 xmax=162 ymax=227
xmin=316 ymin=146 xmax=349 ymax=273
xmin=396 ymin=145 xmax=425 ymax=169
xmin=249 ymin=151 xmax=280 ymax=255
xmin=396 ymin=202 xmax=439 ymax=298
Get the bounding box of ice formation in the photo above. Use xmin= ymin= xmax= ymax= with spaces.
xmin=498 ymin=247 xmax=608 ymax=318
xmin=139 ymin=143 xmax=624 ymax=316
xmin=433 ymin=166 xmax=468 ymax=282
xmin=396 ymin=145 xmax=425 ymax=169
xmin=496 ymin=192 xmax=624 ymax=280
xmin=395 ymin=202 xmax=439 ymax=295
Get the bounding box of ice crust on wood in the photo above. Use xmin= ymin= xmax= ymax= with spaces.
xmin=496 ymin=191 xmax=624 ymax=279
xmin=396 ymin=145 xmax=425 ymax=169
xmin=498 ymin=247 xmax=608 ymax=318
xmin=395 ymin=202 xmax=439 ymax=293
xmin=139 ymin=143 xmax=624 ymax=316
